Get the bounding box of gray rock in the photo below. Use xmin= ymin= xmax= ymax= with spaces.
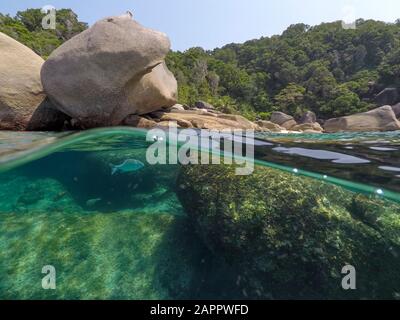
xmin=375 ymin=88 xmax=399 ymax=107
xmin=255 ymin=120 xmax=285 ymax=132
xmin=0 ymin=32 xmax=46 ymax=130
xmin=281 ymin=119 xmax=298 ymax=130
xmin=41 ymin=13 xmax=177 ymax=128
xmin=27 ymin=98 xmax=71 ymax=131
xmin=392 ymin=103 xmax=400 ymax=119
xmin=194 ymin=101 xmax=215 ymax=110
xmin=123 ymin=115 xmax=157 ymax=129
xmin=324 ymin=106 xmax=400 ymax=133
xmin=270 ymin=112 xmax=294 ymax=126
xmin=299 ymin=111 xmax=317 ymax=124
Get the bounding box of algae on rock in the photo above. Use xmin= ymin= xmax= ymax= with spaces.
xmin=177 ymin=164 xmax=400 ymax=299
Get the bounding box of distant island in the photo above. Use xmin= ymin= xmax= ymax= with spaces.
xmin=1 ymin=8 xmax=400 ymax=133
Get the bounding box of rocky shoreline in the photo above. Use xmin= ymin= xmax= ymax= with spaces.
xmin=1 ymin=12 xmax=400 ymax=134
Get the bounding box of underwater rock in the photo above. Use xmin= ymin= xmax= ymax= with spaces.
xmin=41 ymin=13 xmax=177 ymax=128
xmin=0 ymin=175 xmax=79 ymax=213
xmin=86 ymin=198 xmax=102 ymax=207
xmin=0 ymin=32 xmax=46 ymax=130
xmin=176 ymin=164 xmax=400 ymax=299
xmin=0 ymin=209 xmax=223 ymax=299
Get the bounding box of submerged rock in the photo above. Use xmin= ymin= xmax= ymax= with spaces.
xmin=176 ymin=164 xmax=400 ymax=299
xmin=41 ymin=13 xmax=177 ymax=128
xmin=0 ymin=32 xmax=46 ymax=130
xmin=324 ymin=106 xmax=400 ymax=133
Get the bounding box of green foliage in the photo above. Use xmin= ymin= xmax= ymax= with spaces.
xmin=0 ymin=8 xmax=87 ymax=58
xmin=166 ymin=20 xmax=400 ymax=119
xmin=275 ymin=83 xmax=306 ymax=117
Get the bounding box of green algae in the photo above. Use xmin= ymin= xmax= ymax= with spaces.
xmin=0 ymin=211 xmax=199 ymax=299
xmin=0 ymin=169 xmax=240 ymax=300
xmin=177 ymin=164 xmax=400 ymax=299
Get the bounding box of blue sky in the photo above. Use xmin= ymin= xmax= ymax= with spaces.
xmin=1 ymin=0 xmax=400 ymax=51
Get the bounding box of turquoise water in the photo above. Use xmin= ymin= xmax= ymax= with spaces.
xmin=0 ymin=128 xmax=399 ymax=299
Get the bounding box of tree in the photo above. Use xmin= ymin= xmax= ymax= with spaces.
xmin=321 ymin=85 xmax=365 ymax=117
xmin=275 ymin=84 xmax=306 ymax=116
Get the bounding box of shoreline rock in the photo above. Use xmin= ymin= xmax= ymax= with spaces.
xmin=0 ymin=32 xmax=47 ymax=130
xmin=41 ymin=13 xmax=177 ymax=128
xmin=270 ymin=112 xmax=298 ymax=129
xmin=324 ymin=105 xmax=400 ymax=133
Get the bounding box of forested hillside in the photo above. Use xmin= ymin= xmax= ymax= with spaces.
xmin=167 ymin=20 xmax=400 ymax=120
xmin=2 ymin=9 xmax=400 ymax=120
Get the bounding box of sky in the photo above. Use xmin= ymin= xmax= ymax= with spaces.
xmin=1 ymin=0 xmax=400 ymax=51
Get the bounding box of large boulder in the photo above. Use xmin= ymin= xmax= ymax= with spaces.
xmin=0 ymin=32 xmax=47 ymax=130
xmin=119 ymin=62 xmax=177 ymax=118
xmin=41 ymin=13 xmax=177 ymax=128
xmin=375 ymin=88 xmax=399 ymax=107
xmin=324 ymin=106 xmax=400 ymax=133
xmin=270 ymin=112 xmax=293 ymax=125
xmin=270 ymin=112 xmax=297 ymax=129
xmin=392 ymin=103 xmax=400 ymax=119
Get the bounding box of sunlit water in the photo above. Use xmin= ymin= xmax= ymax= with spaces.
xmin=0 ymin=128 xmax=399 ymax=300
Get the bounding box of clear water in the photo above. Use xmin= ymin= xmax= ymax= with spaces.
xmin=0 ymin=128 xmax=399 ymax=300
